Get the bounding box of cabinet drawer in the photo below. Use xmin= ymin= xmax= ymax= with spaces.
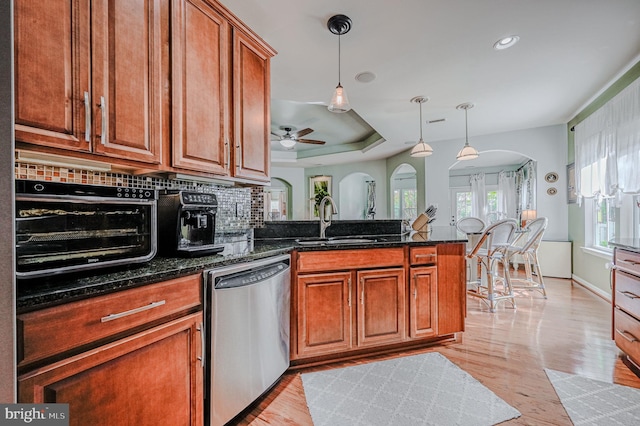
xmin=615 ymin=270 xmax=640 ymax=319
xmin=615 ymin=249 xmax=640 ymax=276
xmin=18 ymin=274 xmax=202 ymax=368
xmin=614 ymin=307 xmax=640 ymax=362
xmin=410 ymin=246 xmax=437 ymax=265
xmin=297 ymin=248 xmax=404 ymax=273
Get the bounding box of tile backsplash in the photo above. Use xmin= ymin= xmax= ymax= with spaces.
xmin=14 ymin=160 xmax=265 ymax=232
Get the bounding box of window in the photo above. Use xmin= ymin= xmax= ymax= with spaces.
xmin=451 ymin=186 xmax=498 ymax=221
xmin=393 ymin=188 xmax=417 ymax=220
xmin=593 ymin=198 xmax=616 ymax=250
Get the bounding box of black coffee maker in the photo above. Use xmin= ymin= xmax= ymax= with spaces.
xmin=157 ymin=190 xmax=224 ymax=256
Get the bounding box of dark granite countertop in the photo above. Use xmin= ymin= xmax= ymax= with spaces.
xmin=17 ymin=225 xmax=466 ymax=313
xmin=609 ymin=238 xmax=640 ymax=252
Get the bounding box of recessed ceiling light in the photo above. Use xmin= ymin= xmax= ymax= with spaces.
xmin=493 ymin=35 xmax=520 ymax=50
xmin=355 ymin=71 xmax=376 ymax=83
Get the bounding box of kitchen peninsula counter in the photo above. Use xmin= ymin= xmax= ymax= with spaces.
xmin=17 ymin=226 xmax=466 ymax=313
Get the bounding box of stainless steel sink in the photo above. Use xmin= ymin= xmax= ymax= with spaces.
xmin=295 ymin=237 xmax=376 ymax=246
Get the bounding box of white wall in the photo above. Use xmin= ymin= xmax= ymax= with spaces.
xmin=424 ymin=124 xmax=569 ymax=240
xmin=269 ymin=166 xmax=306 ymax=220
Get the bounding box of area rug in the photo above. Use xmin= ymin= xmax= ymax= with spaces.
xmin=545 ymin=369 xmax=640 ymax=425
xmin=301 ymin=352 xmax=521 ymax=426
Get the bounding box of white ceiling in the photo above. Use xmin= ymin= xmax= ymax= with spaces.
xmin=222 ymin=0 xmax=640 ymax=168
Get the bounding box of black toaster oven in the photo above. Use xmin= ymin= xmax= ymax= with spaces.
xmin=15 ymin=180 xmax=157 ymax=278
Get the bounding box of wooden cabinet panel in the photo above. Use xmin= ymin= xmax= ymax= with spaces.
xmin=615 ymin=249 xmax=640 ymax=277
xmin=297 ymin=248 xmax=404 ymax=273
xmin=409 ymin=266 xmax=438 ymax=339
xmin=171 ymin=0 xmax=229 ymax=175
xmin=18 ymin=313 xmax=203 ymax=426
xmin=296 ymin=272 xmax=352 ymax=358
xmin=14 ymin=0 xmax=91 ymax=151
xmin=357 ymin=268 xmax=406 ymax=347
xmin=232 ymin=29 xmax=271 ymax=182
xmin=18 ymin=274 xmax=202 ymax=369
xmin=615 ymin=270 xmax=640 ymax=319
xmin=91 ymin=0 xmax=163 ymax=163
xmin=410 ymin=246 xmax=437 ymax=266
xmin=15 ymin=0 xmax=163 ymax=164
xmin=614 ymin=308 xmax=640 ymax=365
xmin=436 ymin=243 xmax=466 ymax=335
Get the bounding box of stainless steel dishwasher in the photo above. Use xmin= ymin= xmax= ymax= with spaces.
xmin=204 ymin=253 xmax=291 ymax=426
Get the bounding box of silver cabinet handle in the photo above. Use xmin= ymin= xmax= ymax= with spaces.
xmin=236 ymin=143 xmax=241 ymax=169
xmin=84 ymin=91 xmax=91 ymax=142
xmin=224 ymin=138 xmax=230 ymax=168
xmin=361 ymin=278 xmax=365 ymax=305
xmin=619 ymin=259 xmax=640 ymax=266
xmin=100 ymin=300 xmax=166 ymax=322
xmin=99 ymin=96 xmax=106 ymax=145
xmin=620 ymin=290 xmax=640 ymax=299
xmin=415 ymin=254 xmax=436 ymax=258
xmin=616 ymin=328 xmax=639 ymax=343
xmin=347 ymin=277 xmax=351 ymax=307
xmin=197 ymin=322 xmax=205 ymax=368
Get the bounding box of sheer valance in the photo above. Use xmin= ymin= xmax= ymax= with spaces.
xmin=574 ymin=77 xmax=640 ymax=200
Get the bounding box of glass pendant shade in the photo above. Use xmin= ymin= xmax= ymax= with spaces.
xmin=328 ymin=84 xmax=350 ymax=113
xmin=279 ymin=138 xmax=297 ymax=148
xmin=456 ymin=143 xmax=479 ymax=160
xmin=456 ymin=102 xmax=479 ymax=161
xmin=410 ymin=139 xmax=433 ymax=157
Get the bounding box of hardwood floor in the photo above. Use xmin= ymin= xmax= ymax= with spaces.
xmin=235 ymin=275 xmax=640 ymax=425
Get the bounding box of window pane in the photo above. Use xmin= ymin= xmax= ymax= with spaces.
xmin=594 ymin=198 xmax=616 ymax=250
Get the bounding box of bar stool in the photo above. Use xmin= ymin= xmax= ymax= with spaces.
xmin=456 ymin=217 xmax=486 ymax=285
xmin=505 ymin=217 xmax=548 ymax=297
xmin=466 ymin=219 xmax=518 ymax=312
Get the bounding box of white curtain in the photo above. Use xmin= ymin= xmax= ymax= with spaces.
xmin=575 ymin=77 xmax=640 ymax=200
xmin=470 ymin=173 xmax=486 ymax=221
xmin=498 ymin=170 xmax=517 ymax=219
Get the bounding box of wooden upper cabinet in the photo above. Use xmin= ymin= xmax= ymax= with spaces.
xmin=91 ymin=0 xmax=163 ymax=164
xmin=15 ymin=0 xmax=163 ymax=164
xmin=14 ymin=0 xmax=91 ymax=151
xmin=171 ymin=0 xmax=229 ymax=175
xmin=232 ymin=29 xmax=271 ymax=182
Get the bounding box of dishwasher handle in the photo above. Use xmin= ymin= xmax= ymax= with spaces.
xmin=206 ymin=254 xmax=291 ymax=290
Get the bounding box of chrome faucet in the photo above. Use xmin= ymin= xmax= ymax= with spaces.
xmin=319 ymin=195 xmax=338 ymax=239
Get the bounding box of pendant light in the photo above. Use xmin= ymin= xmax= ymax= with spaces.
xmin=410 ymin=96 xmax=434 ymax=157
xmin=456 ymin=102 xmax=479 ymax=161
xmin=327 ymin=15 xmax=352 ymax=113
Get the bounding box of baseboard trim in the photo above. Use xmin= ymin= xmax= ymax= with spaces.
xmin=571 ymin=274 xmax=612 ymax=303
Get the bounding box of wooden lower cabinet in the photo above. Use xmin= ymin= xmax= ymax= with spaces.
xmin=18 ymin=312 xmax=204 ymax=426
xmin=409 ymin=266 xmax=438 ymax=339
xmin=357 ymin=268 xmax=406 ymax=347
xmin=292 ymin=245 xmax=465 ymax=363
xmin=296 ymin=272 xmax=352 ymax=358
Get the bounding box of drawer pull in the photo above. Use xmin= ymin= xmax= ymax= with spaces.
xmin=621 ymin=290 xmax=640 ymax=299
xmin=616 ymin=328 xmax=639 ymax=343
xmin=415 ymin=254 xmax=436 ymax=258
xmin=618 ymin=259 xmax=640 ymax=266
xmin=100 ymin=300 xmax=166 ymax=323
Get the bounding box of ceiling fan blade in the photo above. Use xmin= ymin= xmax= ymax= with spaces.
xmin=297 ymin=139 xmax=325 ymax=145
xmin=270 ymin=131 xmax=282 ymax=137
xmin=291 ymin=128 xmax=313 ymax=139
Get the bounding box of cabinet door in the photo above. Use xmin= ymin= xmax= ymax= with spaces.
xmin=91 ymin=0 xmax=163 ymax=164
xmin=171 ymin=0 xmax=230 ymax=175
xmin=296 ymin=272 xmax=352 ymax=358
xmin=232 ymin=29 xmax=271 ymax=182
xmin=436 ymin=243 xmax=466 ymax=335
xmin=357 ymin=268 xmax=406 ymax=347
xmin=19 ymin=313 xmax=204 ymax=426
xmin=409 ymin=266 xmax=438 ymax=339
xmin=14 ymin=0 xmax=91 ymax=151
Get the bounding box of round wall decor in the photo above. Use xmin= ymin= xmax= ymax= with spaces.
xmin=545 ymin=172 xmax=559 ymax=183
xmin=547 ymin=187 xmax=558 ymax=195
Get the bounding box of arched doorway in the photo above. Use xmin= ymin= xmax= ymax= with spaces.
xmin=390 ymin=163 xmax=417 ymax=220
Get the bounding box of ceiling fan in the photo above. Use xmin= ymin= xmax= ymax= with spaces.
xmin=270 ymin=126 xmax=326 ymax=149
